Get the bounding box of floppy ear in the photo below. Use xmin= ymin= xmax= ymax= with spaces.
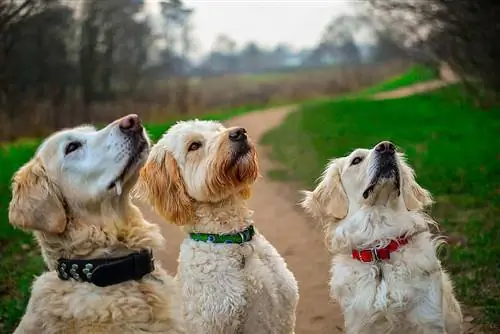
xmin=400 ymin=160 xmax=433 ymax=211
xmin=300 ymin=160 xmax=348 ymax=220
xmin=137 ymin=151 xmax=194 ymax=225
xmin=9 ymin=158 xmax=67 ymax=234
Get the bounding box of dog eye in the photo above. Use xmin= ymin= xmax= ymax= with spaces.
xmin=64 ymin=141 xmax=82 ymax=155
xmin=350 ymin=157 xmax=363 ymax=166
xmin=188 ymin=141 xmax=202 ymax=152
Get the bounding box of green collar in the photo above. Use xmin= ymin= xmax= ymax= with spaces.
xmin=190 ymin=225 xmax=255 ymax=244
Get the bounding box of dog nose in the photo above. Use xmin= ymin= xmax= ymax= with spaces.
xmin=118 ymin=114 xmax=142 ymax=134
xmin=375 ymin=141 xmax=395 ymax=155
xmin=229 ymin=127 xmax=247 ymax=142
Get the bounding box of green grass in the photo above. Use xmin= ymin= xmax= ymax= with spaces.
xmin=353 ymin=64 xmax=439 ymax=97
xmin=0 ymin=104 xmax=260 ymax=333
xmin=261 ymin=84 xmax=500 ymax=331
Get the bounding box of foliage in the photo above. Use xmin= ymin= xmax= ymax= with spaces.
xmin=368 ymin=0 xmax=500 ymax=101
xmin=261 ymin=84 xmax=500 ymax=331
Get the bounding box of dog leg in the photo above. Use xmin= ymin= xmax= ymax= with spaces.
xmin=442 ymin=272 xmax=463 ymax=334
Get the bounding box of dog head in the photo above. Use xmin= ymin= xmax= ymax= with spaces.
xmin=136 ymin=119 xmax=259 ymax=226
xmin=9 ymin=114 xmax=150 ymax=235
xmin=301 ymin=141 xmax=433 ymax=221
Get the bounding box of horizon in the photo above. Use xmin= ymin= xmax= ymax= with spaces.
xmin=145 ymin=0 xmax=372 ymax=59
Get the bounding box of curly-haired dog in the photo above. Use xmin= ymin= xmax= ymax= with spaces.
xmin=9 ymin=115 xmax=185 ymax=334
xmin=136 ymin=119 xmax=299 ymax=334
xmin=300 ymin=141 xmax=463 ymax=334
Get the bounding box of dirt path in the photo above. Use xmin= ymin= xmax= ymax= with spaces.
xmin=371 ymin=63 xmax=459 ymax=100
xmin=371 ymin=79 xmax=454 ymax=99
xmin=136 ymin=70 xmax=464 ymax=333
xmin=136 ymin=105 xmax=344 ymax=333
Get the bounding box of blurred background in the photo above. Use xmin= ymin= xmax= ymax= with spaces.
xmin=0 ymin=0 xmax=431 ymax=140
xmin=1 ymin=1 xmax=499 ymax=333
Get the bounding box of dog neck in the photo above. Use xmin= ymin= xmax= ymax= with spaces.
xmin=35 ymin=201 xmax=164 ymax=271
xmin=186 ymin=195 xmax=254 ymax=234
xmin=328 ymin=206 xmax=432 ymax=254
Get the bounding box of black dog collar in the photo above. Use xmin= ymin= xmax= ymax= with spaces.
xmin=57 ymin=249 xmax=155 ymax=287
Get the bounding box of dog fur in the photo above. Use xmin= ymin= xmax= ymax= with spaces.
xmin=9 ymin=116 xmax=185 ymax=334
xmin=300 ymin=142 xmax=463 ymax=334
xmin=136 ymin=119 xmax=299 ymax=334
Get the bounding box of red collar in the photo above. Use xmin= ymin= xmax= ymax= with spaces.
xmin=352 ymin=235 xmax=410 ymax=263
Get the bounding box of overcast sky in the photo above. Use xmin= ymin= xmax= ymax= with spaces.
xmin=145 ymin=0 xmax=362 ymax=57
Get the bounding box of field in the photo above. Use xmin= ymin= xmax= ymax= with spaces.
xmin=261 ymin=82 xmax=500 ymax=331
xmin=0 ymin=63 xmax=471 ymax=333
xmin=0 ymin=61 xmax=409 ymax=141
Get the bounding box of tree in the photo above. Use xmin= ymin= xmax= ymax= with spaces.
xmin=240 ymin=42 xmax=263 ymax=73
xmin=309 ymin=15 xmax=367 ymax=66
xmin=368 ymin=0 xmax=500 ymax=100
xmin=203 ymin=34 xmax=238 ymax=74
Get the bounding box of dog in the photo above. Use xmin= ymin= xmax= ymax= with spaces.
xmin=9 ymin=115 xmax=185 ymax=334
xmin=300 ymin=141 xmax=463 ymax=334
xmin=136 ymin=119 xmax=299 ymax=334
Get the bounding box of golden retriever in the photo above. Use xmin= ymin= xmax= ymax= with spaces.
xmin=136 ymin=119 xmax=299 ymax=334
xmin=300 ymin=141 xmax=463 ymax=334
xmin=9 ymin=115 xmax=185 ymax=334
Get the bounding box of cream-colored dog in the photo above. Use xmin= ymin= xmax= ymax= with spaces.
xmin=301 ymin=141 xmax=463 ymax=334
xmin=9 ymin=115 xmax=184 ymax=334
xmin=137 ymin=119 xmax=299 ymax=334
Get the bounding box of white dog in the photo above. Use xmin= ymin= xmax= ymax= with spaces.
xmin=9 ymin=115 xmax=185 ymax=333
xmin=300 ymin=141 xmax=463 ymax=334
xmin=137 ymin=119 xmax=299 ymax=334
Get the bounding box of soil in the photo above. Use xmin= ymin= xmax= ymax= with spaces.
xmin=135 ymin=71 xmax=478 ymax=333
xmin=136 ymin=106 xmax=344 ymax=333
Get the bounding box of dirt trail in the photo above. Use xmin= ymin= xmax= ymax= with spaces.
xmin=135 ymin=70 xmax=463 ymax=333
xmin=136 ymin=105 xmax=344 ymax=333
xmin=371 ymin=63 xmax=459 ymax=100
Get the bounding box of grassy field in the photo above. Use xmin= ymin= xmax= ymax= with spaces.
xmin=261 ymin=84 xmax=500 ymax=331
xmin=1 ymin=60 xmax=409 ymax=142
xmin=0 ymin=104 xmax=260 ymax=333
xmin=356 ymin=64 xmax=439 ymax=96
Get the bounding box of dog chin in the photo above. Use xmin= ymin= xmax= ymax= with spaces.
xmin=108 ymin=144 xmax=149 ymax=195
xmin=363 ymin=173 xmax=401 ymax=200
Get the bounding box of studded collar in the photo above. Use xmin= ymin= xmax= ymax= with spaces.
xmin=56 ymin=249 xmax=154 ymax=287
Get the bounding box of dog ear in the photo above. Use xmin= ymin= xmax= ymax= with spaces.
xmin=400 ymin=160 xmax=433 ymax=211
xmin=137 ymin=151 xmax=194 ymax=225
xmin=300 ymin=160 xmax=348 ymax=220
xmin=9 ymin=158 xmax=67 ymax=234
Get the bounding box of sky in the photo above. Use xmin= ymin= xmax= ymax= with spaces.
xmin=145 ymin=0 xmax=364 ymax=58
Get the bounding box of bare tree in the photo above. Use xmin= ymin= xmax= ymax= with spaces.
xmin=368 ymin=0 xmax=500 ymax=101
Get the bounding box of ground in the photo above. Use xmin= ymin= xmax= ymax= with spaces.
xmin=3 ymin=65 xmax=487 ymax=333
xmin=136 ymin=105 xmax=345 ymax=333
xmin=135 ymin=77 xmax=457 ymax=333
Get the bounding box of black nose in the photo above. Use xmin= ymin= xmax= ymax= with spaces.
xmin=229 ymin=127 xmax=247 ymax=142
xmin=375 ymin=141 xmax=395 ymax=155
xmin=118 ymin=114 xmax=142 ymax=134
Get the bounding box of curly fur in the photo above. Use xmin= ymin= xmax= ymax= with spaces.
xmin=300 ymin=143 xmax=463 ymax=334
xmin=9 ymin=117 xmax=185 ymax=334
xmin=137 ymin=119 xmax=299 ymax=334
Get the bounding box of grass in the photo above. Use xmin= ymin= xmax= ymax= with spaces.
xmin=261 ymin=84 xmax=500 ymax=331
xmin=353 ymin=64 xmax=439 ymax=97
xmin=0 ymin=104 xmax=260 ymax=333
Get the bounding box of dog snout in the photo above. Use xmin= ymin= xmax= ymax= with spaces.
xmin=375 ymin=141 xmax=395 ymax=155
xmin=229 ymin=127 xmax=247 ymax=142
xmin=118 ymin=114 xmax=142 ymax=135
